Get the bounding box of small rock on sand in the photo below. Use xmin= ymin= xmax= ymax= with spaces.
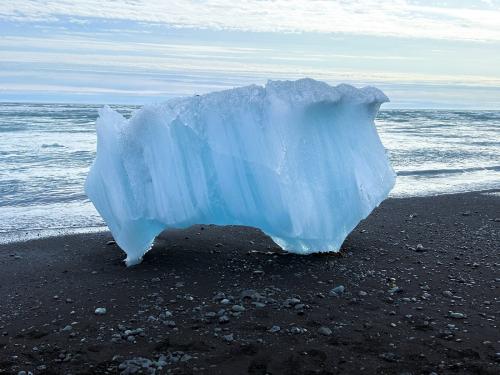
xmin=318 ymin=326 xmax=332 ymax=336
xmin=269 ymin=325 xmax=281 ymax=333
xmin=94 ymin=307 xmax=107 ymax=315
xmin=449 ymin=312 xmax=465 ymax=319
xmin=329 ymin=285 xmax=345 ymax=296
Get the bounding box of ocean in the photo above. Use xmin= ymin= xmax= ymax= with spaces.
xmin=1 ymin=103 xmax=499 ymax=243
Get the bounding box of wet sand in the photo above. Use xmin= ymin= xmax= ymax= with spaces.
xmin=0 ymin=191 xmax=499 ymax=374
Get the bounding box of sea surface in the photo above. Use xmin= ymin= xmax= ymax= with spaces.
xmin=1 ymin=103 xmax=499 ymax=243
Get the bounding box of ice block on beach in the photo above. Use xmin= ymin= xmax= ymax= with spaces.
xmin=85 ymin=78 xmax=395 ymax=265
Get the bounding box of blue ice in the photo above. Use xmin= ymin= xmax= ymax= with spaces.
xmin=86 ymin=79 xmax=395 ymax=265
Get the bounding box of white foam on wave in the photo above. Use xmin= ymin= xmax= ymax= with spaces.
xmin=0 ymin=226 xmax=108 ymax=245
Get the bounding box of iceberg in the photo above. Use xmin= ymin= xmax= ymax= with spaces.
xmin=85 ymin=78 xmax=395 ymax=265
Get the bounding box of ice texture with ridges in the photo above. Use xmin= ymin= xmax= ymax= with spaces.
xmin=85 ymin=78 xmax=395 ymax=265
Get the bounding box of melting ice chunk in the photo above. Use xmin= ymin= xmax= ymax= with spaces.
xmin=85 ymin=78 xmax=395 ymax=265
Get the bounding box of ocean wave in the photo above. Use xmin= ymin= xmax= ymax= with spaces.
xmin=41 ymin=143 xmax=66 ymax=148
xmin=397 ymin=165 xmax=500 ymax=177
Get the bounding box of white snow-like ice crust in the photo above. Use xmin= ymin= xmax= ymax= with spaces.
xmin=85 ymin=79 xmax=395 ymax=265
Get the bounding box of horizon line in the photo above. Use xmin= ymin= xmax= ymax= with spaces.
xmin=1 ymin=100 xmax=499 ymax=112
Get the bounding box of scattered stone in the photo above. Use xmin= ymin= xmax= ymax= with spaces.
xmin=269 ymin=325 xmax=281 ymax=333
xmin=231 ymin=305 xmax=245 ymax=312
xmin=240 ymin=289 xmax=258 ymax=300
xmin=329 ymin=285 xmax=345 ymax=296
xmin=449 ymin=312 xmax=465 ymax=319
xmin=443 ymin=290 xmax=453 ymax=298
xmin=415 ymin=244 xmax=426 ymax=252
xmin=421 ymin=292 xmax=431 ymax=300
xmin=124 ymin=328 xmax=144 ymax=337
xmin=318 ymin=326 xmax=332 ymax=336
xmin=94 ymin=307 xmax=107 ymax=315
xmin=358 ymin=291 xmax=368 ymax=297
xmin=294 ymin=303 xmax=305 ymax=310
xmin=290 ymin=326 xmax=306 ymax=334
xmin=106 ymin=240 xmax=116 ymax=245
xmin=219 ymin=315 xmax=230 ymax=324
xmin=205 ymin=312 xmax=217 ymax=319
xmin=165 ymin=320 xmax=176 ymax=328
xmin=213 ymin=292 xmax=225 ymax=300
xmin=388 ymin=277 xmax=397 ymax=288
xmin=118 ymin=357 xmax=153 ymax=374
xmin=284 ymin=297 xmax=301 ymax=306
xmin=379 ymin=352 xmax=398 ymax=362
xmin=388 ymin=287 xmax=403 ymax=294
xmin=223 ymin=333 xmax=234 ymax=342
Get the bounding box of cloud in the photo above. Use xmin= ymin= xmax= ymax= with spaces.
xmin=2 ymin=44 xmax=499 ymax=88
xmin=1 ymin=1 xmax=499 ymax=107
xmin=1 ymin=0 xmax=500 ymax=42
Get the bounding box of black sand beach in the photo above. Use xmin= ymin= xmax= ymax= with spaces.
xmin=0 ymin=191 xmax=499 ymax=374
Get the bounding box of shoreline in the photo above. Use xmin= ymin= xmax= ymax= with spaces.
xmin=2 ymin=188 xmax=499 ymax=248
xmin=0 ymin=191 xmax=499 ymax=374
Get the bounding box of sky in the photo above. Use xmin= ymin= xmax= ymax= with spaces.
xmin=1 ymin=0 xmax=500 ymax=108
